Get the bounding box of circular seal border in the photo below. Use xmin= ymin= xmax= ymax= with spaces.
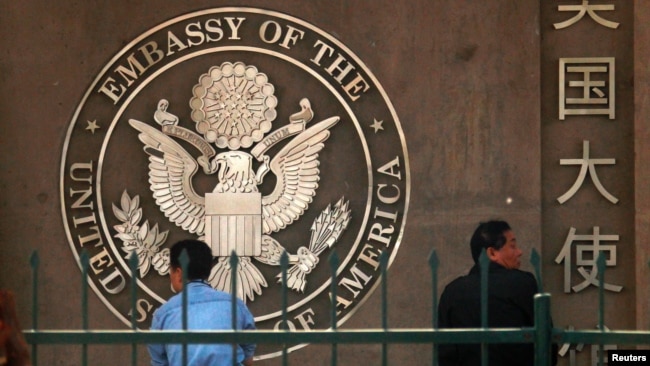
xmin=60 ymin=7 xmax=410 ymax=359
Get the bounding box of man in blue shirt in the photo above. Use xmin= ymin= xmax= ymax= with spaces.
xmin=148 ymin=239 xmax=256 ymax=366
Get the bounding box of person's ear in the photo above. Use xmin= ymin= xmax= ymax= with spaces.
xmin=486 ymin=247 xmax=498 ymax=261
xmin=170 ymin=266 xmax=181 ymax=278
xmin=170 ymin=266 xmax=183 ymax=293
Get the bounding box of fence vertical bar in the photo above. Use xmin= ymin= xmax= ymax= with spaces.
xmin=230 ymin=252 xmax=239 ymax=366
xmin=534 ymin=293 xmax=551 ymax=366
xmin=280 ymin=251 xmax=289 ymax=366
xmin=597 ymin=252 xmax=606 ymax=366
xmin=530 ymin=249 xmax=543 ymax=293
xmin=380 ymin=251 xmax=388 ymax=366
xmin=429 ymin=250 xmax=439 ymax=366
xmin=479 ymin=250 xmax=489 ymax=366
xmin=180 ymin=249 xmax=189 ymax=366
xmin=80 ymin=251 xmax=89 ymax=366
xmin=530 ymin=248 xmax=549 ymax=366
xmin=30 ymin=251 xmax=39 ymax=366
xmin=330 ymin=252 xmax=339 ymax=366
xmin=129 ymin=253 xmax=138 ymax=366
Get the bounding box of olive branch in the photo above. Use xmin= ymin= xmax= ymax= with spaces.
xmin=112 ymin=190 xmax=170 ymax=277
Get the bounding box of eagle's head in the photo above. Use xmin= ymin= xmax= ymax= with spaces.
xmin=212 ymin=151 xmax=258 ymax=193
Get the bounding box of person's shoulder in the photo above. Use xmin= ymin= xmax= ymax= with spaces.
xmin=204 ymin=287 xmax=233 ymax=300
xmin=204 ymin=289 xmax=253 ymax=315
xmin=445 ymin=274 xmax=469 ymax=286
xmin=441 ymin=271 xmax=474 ymax=293
xmin=152 ymin=292 xmax=181 ymax=319
xmin=201 ymin=287 xmax=249 ymax=308
xmin=506 ymin=269 xmax=538 ymax=289
xmin=509 ymin=268 xmax=536 ymax=280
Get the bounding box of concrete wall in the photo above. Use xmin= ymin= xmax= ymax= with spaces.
xmin=0 ymin=1 xmax=644 ymax=365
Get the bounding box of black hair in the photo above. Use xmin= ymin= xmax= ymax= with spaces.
xmin=469 ymin=220 xmax=512 ymax=263
xmin=169 ymin=239 xmax=213 ymax=280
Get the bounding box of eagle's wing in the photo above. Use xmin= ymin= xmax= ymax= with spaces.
xmin=261 ymin=117 xmax=339 ymax=234
xmin=129 ymin=119 xmax=205 ymax=235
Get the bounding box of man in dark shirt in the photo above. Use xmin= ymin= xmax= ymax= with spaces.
xmin=438 ymin=220 xmax=557 ymax=366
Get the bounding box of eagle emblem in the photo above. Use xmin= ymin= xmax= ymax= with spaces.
xmin=121 ymin=62 xmax=351 ymax=302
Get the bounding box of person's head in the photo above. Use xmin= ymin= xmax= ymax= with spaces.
xmin=470 ymin=220 xmax=522 ymax=269
xmin=169 ymin=239 xmax=213 ymax=292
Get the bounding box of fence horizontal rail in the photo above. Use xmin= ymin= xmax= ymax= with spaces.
xmin=556 ymin=329 xmax=650 ymax=345
xmin=23 ymin=328 xmax=537 ymax=345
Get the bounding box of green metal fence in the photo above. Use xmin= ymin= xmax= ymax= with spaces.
xmin=21 ymin=249 xmax=650 ymax=365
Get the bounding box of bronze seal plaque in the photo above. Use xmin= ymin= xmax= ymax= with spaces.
xmin=60 ymin=7 xmax=410 ymax=358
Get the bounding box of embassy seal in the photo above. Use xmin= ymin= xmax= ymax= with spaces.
xmin=60 ymin=7 xmax=410 ymax=358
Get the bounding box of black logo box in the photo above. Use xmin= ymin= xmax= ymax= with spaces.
xmin=609 ymin=350 xmax=650 ymax=365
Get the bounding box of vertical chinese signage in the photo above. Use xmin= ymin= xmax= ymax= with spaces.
xmin=541 ymin=1 xmax=634 ymax=365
